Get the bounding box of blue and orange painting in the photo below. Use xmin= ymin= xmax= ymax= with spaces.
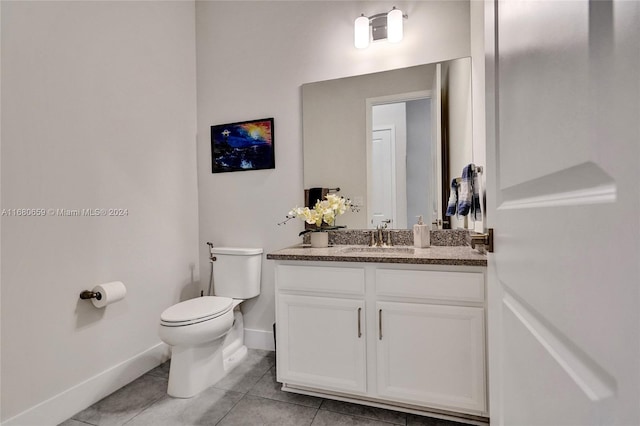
xmin=211 ymin=118 xmax=275 ymax=173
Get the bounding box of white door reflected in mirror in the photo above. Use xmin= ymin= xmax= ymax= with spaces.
xmin=368 ymin=95 xmax=431 ymax=230
xmin=370 ymin=127 xmax=397 ymax=228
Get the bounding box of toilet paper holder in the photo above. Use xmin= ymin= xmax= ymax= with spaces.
xmin=79 ymin=290 xmax=102 ymax=301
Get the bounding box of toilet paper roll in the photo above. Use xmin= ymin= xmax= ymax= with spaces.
xmin=91 ymin=281 xmax=126 ymax=308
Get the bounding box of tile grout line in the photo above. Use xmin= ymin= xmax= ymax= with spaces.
xmin=120 ymin=390 xmax=168 ymax=426
xmin=308 ymin=407 xmax=321 ymax=426
xmin=318 ymin=393 xmax=409 ymax=425
xmin=217 ymin=360 xmax=321 ymax=425
xmin=244 ymin=378 xmax=404 ymax=426
xmin=70 ymin=376 xmax=168 ymax=426
xmin=213 ymin=362 xmax=274 ymax=426
xmin=253 ymin=366 xmax=404 ymax=425
xmin=222 ymin=393 xmax=323 ymax=426
xmin=69 ymin=420 xmax=97 ymax=426
xmin=145 ymin=371 xmax=168 ymax=379
xmin=68 ymin=351 xmax=432 ymax=426
xmin=213 ymin=391 xmax=249 ymax=426
xmin=120 ymin=400 xmax=159 ymax=426
xmin=317 ymin=406 xmax=407 ymax=426
xmin=242 ymin=392 xmax=326 ymax=410
xmin=247 ymin=366 xmax=329 ymax=410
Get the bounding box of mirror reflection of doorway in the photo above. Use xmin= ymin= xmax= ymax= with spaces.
xmin=369 ymin=97 xmax=432 ymax=229
xmin=370 ymin=126 xmax=397 ymax=228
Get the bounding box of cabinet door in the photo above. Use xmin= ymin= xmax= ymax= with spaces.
xmin=277 ymin=294 xmax=367 ymax=394
xmin=376 ymin=302 xmax=486 ymax=414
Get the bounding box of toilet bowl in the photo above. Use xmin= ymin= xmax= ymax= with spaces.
xmin=158 ymin=247 xmax=262 ymax=398
xmin=158 ymin=296 xmax=238 ymax=398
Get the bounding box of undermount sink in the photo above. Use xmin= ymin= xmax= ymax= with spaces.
xmin=339 ymin=246 xmax=416 ymax=255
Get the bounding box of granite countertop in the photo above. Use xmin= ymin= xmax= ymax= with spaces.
xmin=266 ymin=244 xmax=487 ymax=267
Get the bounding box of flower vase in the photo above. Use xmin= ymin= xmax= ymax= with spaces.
xmin=310 ymin=231 xmax=329 ymax=248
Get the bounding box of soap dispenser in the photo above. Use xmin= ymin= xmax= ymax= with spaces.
xmin=413 ymin=215 xmax=430 ymax=248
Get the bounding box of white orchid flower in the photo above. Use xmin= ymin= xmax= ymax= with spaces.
xmin=285 ymin=194 xmax=351 ymax=228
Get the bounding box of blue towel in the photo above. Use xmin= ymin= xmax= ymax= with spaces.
xmin=457 ymin=165 xmax=473 ymax=216
xmin=471 ymin=170 xmax=482 ymax=222
xmin=445 ymin=179 xmax=458 ymax=217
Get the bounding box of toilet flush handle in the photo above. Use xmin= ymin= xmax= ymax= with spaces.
xmin=207 ymin=242 xmax=216 ymax=262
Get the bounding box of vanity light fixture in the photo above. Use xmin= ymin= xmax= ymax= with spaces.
xmin=354 ymin=6 xmax=407 ymax=49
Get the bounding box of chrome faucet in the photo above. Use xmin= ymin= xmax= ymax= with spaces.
xmin=370 ymin=221 xmax=392 ymax=247
xmin=370 ymin=226 xmax=384 ymax=247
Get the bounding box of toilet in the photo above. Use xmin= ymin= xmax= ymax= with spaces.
xmin=159 ymin=246 xmax=262 ymax=398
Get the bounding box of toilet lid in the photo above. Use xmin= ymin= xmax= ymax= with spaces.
xmin=160 ymin=296 xmax=233 ymax=326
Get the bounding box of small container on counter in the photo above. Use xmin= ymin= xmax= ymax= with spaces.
xmin=413 ymin=215 xmax=430 ymax=248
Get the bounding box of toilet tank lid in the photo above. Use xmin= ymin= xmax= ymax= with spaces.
xmin=211 ymin=247 xmax=263 ymax=255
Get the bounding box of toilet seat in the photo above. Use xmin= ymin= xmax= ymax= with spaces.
xmin=160 ymin=296 xmax=233 ymax=327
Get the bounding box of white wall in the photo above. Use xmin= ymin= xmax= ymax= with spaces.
xmin=470 ymin=1 xmax=486 ymax=232
xmin=1 ymin=1 xmax=198 ymax=423
xmin=0 ymin=1 xmax=4 ymax=419
xmin=442 ymin=57 xmax=473 ymax=229
xmin=195 ymin=1 xmax=470 ymax=341
xmin=406 ymin=99 xmax=432 ymax=227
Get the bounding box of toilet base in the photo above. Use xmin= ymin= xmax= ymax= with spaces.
xmin=166 ymin=307 xmax=247 ymax=398
xmin=167 ymin=339 xmax=226 ymax=398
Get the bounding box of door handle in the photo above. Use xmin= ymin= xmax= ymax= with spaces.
xmin=378 ymin=309 xmax=383 ymax=340
xmin=357 ymin=307 xmax=362 ymax=338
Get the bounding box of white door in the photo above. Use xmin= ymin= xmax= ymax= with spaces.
xmin=376 ymin=301 xmax=486 ymax=414
xmin=486 ymin=1 xmax=639 ymax=425
xmin=277 ymin=294 xmax=367 ymax=394
xmin=370 ymin=127 xmax=396 ymax=228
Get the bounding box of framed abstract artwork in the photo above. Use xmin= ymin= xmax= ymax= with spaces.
xmin=211 ymin=117 xmax=275 ymax=173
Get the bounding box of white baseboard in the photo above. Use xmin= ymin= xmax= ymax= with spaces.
xmin=244 ymin=328 xmax=275 ymax=351
xmin=2 ymin=343 xmax=170 ymax=426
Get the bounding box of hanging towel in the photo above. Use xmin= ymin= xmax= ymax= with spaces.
xmin=471 ymin=169 xmax=483 ymax=222
xmin=445 ymin=179 xmax=459 ymax=217
xmin=457 ymin=164 xmax=474 ymax=216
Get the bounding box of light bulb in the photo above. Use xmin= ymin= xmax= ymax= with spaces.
xmin=354 ymin=15 xmax=370 ymax=49
xmin=387 ymin=8 xmax=403 ymax=43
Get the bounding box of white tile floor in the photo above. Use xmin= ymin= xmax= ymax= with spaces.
xmin=59 ymin=349 xmax=472 ymax=426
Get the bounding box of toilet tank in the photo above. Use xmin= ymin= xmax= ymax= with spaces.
xmin=211 ymin=247 xmax=263 ymax=299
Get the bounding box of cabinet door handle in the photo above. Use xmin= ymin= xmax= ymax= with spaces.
xmin=378 ymin=309 xmax=383 ymax=340
xmin=357 ymin=307 xmax=362 ymax=338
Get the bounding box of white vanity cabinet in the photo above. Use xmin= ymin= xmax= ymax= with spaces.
xmin=275 ymin=264 xmax=367 ymax=394
xmin=374 ymin=268 xmax=486 ymax=413
xmin=274 ymin=261 xmax=488 ymax=419
xmin=277 ymin=294 xmax=367 ymax=394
